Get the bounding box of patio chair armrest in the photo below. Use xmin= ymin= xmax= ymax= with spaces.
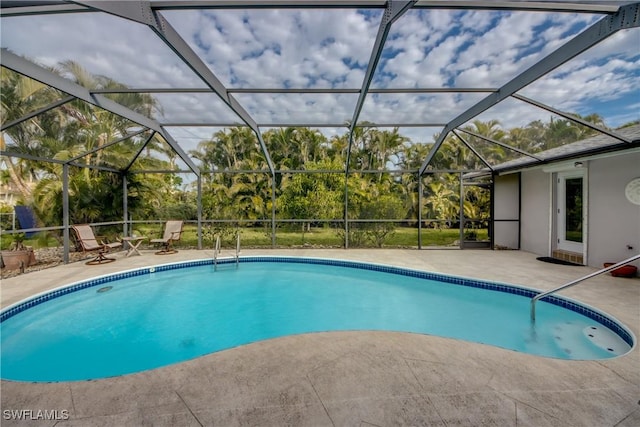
xmin=96 ymin=235 xmax=120 ymax=246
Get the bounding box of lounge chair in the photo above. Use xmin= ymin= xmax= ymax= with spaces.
xmin=15 ymin=206 xmax=38 ymax=238
xmin=71 ymin=224 xmax=122 ymax=265
xmin=150 ymin=220 xmax=183 ymax=255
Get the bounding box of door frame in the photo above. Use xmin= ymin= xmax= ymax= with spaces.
xmin=556 ymin=169 xmax=587 ymax=256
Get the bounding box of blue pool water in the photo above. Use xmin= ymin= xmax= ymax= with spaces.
xmin=0 ymin=257 xmax=634 ymax=382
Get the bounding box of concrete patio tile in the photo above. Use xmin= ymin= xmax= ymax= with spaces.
xmin=512 ymin=401 xmax=571 ymax=427
xmin=502 ymin=389 xmax=638 ymax=426
xmin=55 ymin=405 xmax=200 ymax=427
xmin=612 ymin=385 xmax=640 ymax=404
xmin=178 ymin=375 xmax=320 ymax=414
xmin=0 ymin=410 xmax=67 ymax=427
xmin=0 ymin=382 xmax=73 ymax=427
xmin=191 ymin=402 xmax=333 ymax=426
xmin=307 ymin=351 xmax=424 ymax=401
xmin=68 ymin=374 xmax=181 ymax=417
xmin=615 ymin=407 xmax=640 ymax=427
xmin=0 ymin=414 xmax=65 ymax=427
xmin=304 ymin=349 xmax=448 ymax=425
xmin=485 ymin=358 xmax=593 ymax=390
xmin=595 ymin=354 xmax=640 ymax=386
xmin=484 ymin=355 xmax=639 ymax=394
xmin=322 ymin=395 xmax=446 ymax=427
xmin=404 ymin=357 xmax=494 ymax=394
xmin=425 ymin=391 xmax=517 ymax=426
xmin=173 ymin=338 xmax=338 ymax=412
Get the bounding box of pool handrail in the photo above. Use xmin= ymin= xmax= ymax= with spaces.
xmin=213 ymin=233 xmax=240 ymax=270
xmin=530 ymin=253 xmax=640 ymax=322
xmin=213 ymin=234 xmax=221 ymax=271
xmin=235 ymin=231 xmax=240 ymax=268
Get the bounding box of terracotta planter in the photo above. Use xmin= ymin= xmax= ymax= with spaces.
xmin=1 ymin=248 xmax=36 ymax=271
xmin=603 ymin=263 xmax=638 ymax=278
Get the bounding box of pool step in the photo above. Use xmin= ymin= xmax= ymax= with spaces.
xmin=582 ymin=325 xmax=629 ymax=355
xmin=552 ymin=321 xmax=629 ymax=357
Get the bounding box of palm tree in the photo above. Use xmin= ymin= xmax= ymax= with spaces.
xmin=575 ymin=113 xmax=606 ymax=139
xmin=1 ymin=67 xmax=62 ymax=202
xmin=3 ymin=60 xmax=163 ymax=225
xmin=463 ymin=120 xmax=506 ymax=166
xmin=191 ymin=130 xmax=228 ymax=171
xmin=438 ymin=136 xmax=473 ymax=169
xmin=424 ymin=179 xmax=458 ymax=229
xmin=347 ymin=122 xmax=375 ymax=170
xmin=295 ymin=127 xmax=329 ymax=165
xmin=370 ymin=127 xmax=408 ymax=173
xmin=544 ymin=117 xmax=582 ymax=149
xmin=394 ymin=140 xmax=432 ymax=170
xmin=230 ymin=155 xmax=272 ymax=221
xmin=393 ymin=142 xmax=432 ymax=225
xmin=327 ymin=133 xmax=349 ymax=165
xmin=506 ymin=124 xmax=544 ymax=155
xmin=264 ymin=127 xmax=298 ymax=169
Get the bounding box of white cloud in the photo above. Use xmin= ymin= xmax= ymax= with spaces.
xmin=1 ymin=13 xmax=205 ymax=88
xmin=452 ymin=12 xmax=566 ymax=86
xmin=375 ymin=10 xmax=457 ymax=87
xmin=520 ymin=28 xmax=640 ymax=123
xmin=458 ymin=10 xmax=495 ymax=34
xmin=163 ymin=126 xmax=229 ymax=153
xmin=234 ymin=93 xmax=358 ymax=124
xmin=359 ymin=93 xmax=486 ymax=125
xmin=164 ymin=9 xmax=381 ymax=88
xmin=150 ymin=93 xmax=242 ymax=124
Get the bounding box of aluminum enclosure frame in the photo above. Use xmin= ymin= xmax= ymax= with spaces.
xmin=1 ymin=0 xmax=638 ymax=258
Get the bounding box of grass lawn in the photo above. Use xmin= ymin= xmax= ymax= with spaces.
xmin=177 ymin=224 xmax=488 ymax=249
xmin=2 ymin=224 xmax=488 ymax=251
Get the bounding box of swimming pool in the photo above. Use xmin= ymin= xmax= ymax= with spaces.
xmin=1 ymin=257 xmax=634 ymax=382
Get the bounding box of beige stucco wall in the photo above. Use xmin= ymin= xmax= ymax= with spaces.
xmin=497 ymin=151 xmax=640 ymax=272
xmin=519 ymin=169 xmax=551 ymax=256
xmin=493 ymin=174 xmax=520 ymax=249
xmin=587 ymin=152 xmax=640 ymax=270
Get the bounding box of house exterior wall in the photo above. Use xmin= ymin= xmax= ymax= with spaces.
xmin=493 ymin=174 xmax=520 ymax=249
xmin=496 ymin=151 xmax=640 ymax=274
xmin=519 ymin=169 xmax=551 ymax=256
xmin=587 ymin=152 xmax=640 ymax=271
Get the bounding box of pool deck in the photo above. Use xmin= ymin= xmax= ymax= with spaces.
xmin=1 ymin=248 xmax=638 ymax=426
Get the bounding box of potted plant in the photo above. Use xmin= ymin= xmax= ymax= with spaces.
xmin=1 ymin=233 xmax=36 ymax=272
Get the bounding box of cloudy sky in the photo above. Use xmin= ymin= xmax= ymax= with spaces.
xmin=1 ymin=4 xmax=638 ymax=152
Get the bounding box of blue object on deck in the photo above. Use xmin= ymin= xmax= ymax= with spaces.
xmin=14 ymin=206 xmax=37 ymax=238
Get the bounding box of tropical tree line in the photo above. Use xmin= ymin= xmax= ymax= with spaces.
xmin=189 ymin=116 xmax=612 ymax=243
xmin=1 ymin=62 xmax=632 ymax=245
